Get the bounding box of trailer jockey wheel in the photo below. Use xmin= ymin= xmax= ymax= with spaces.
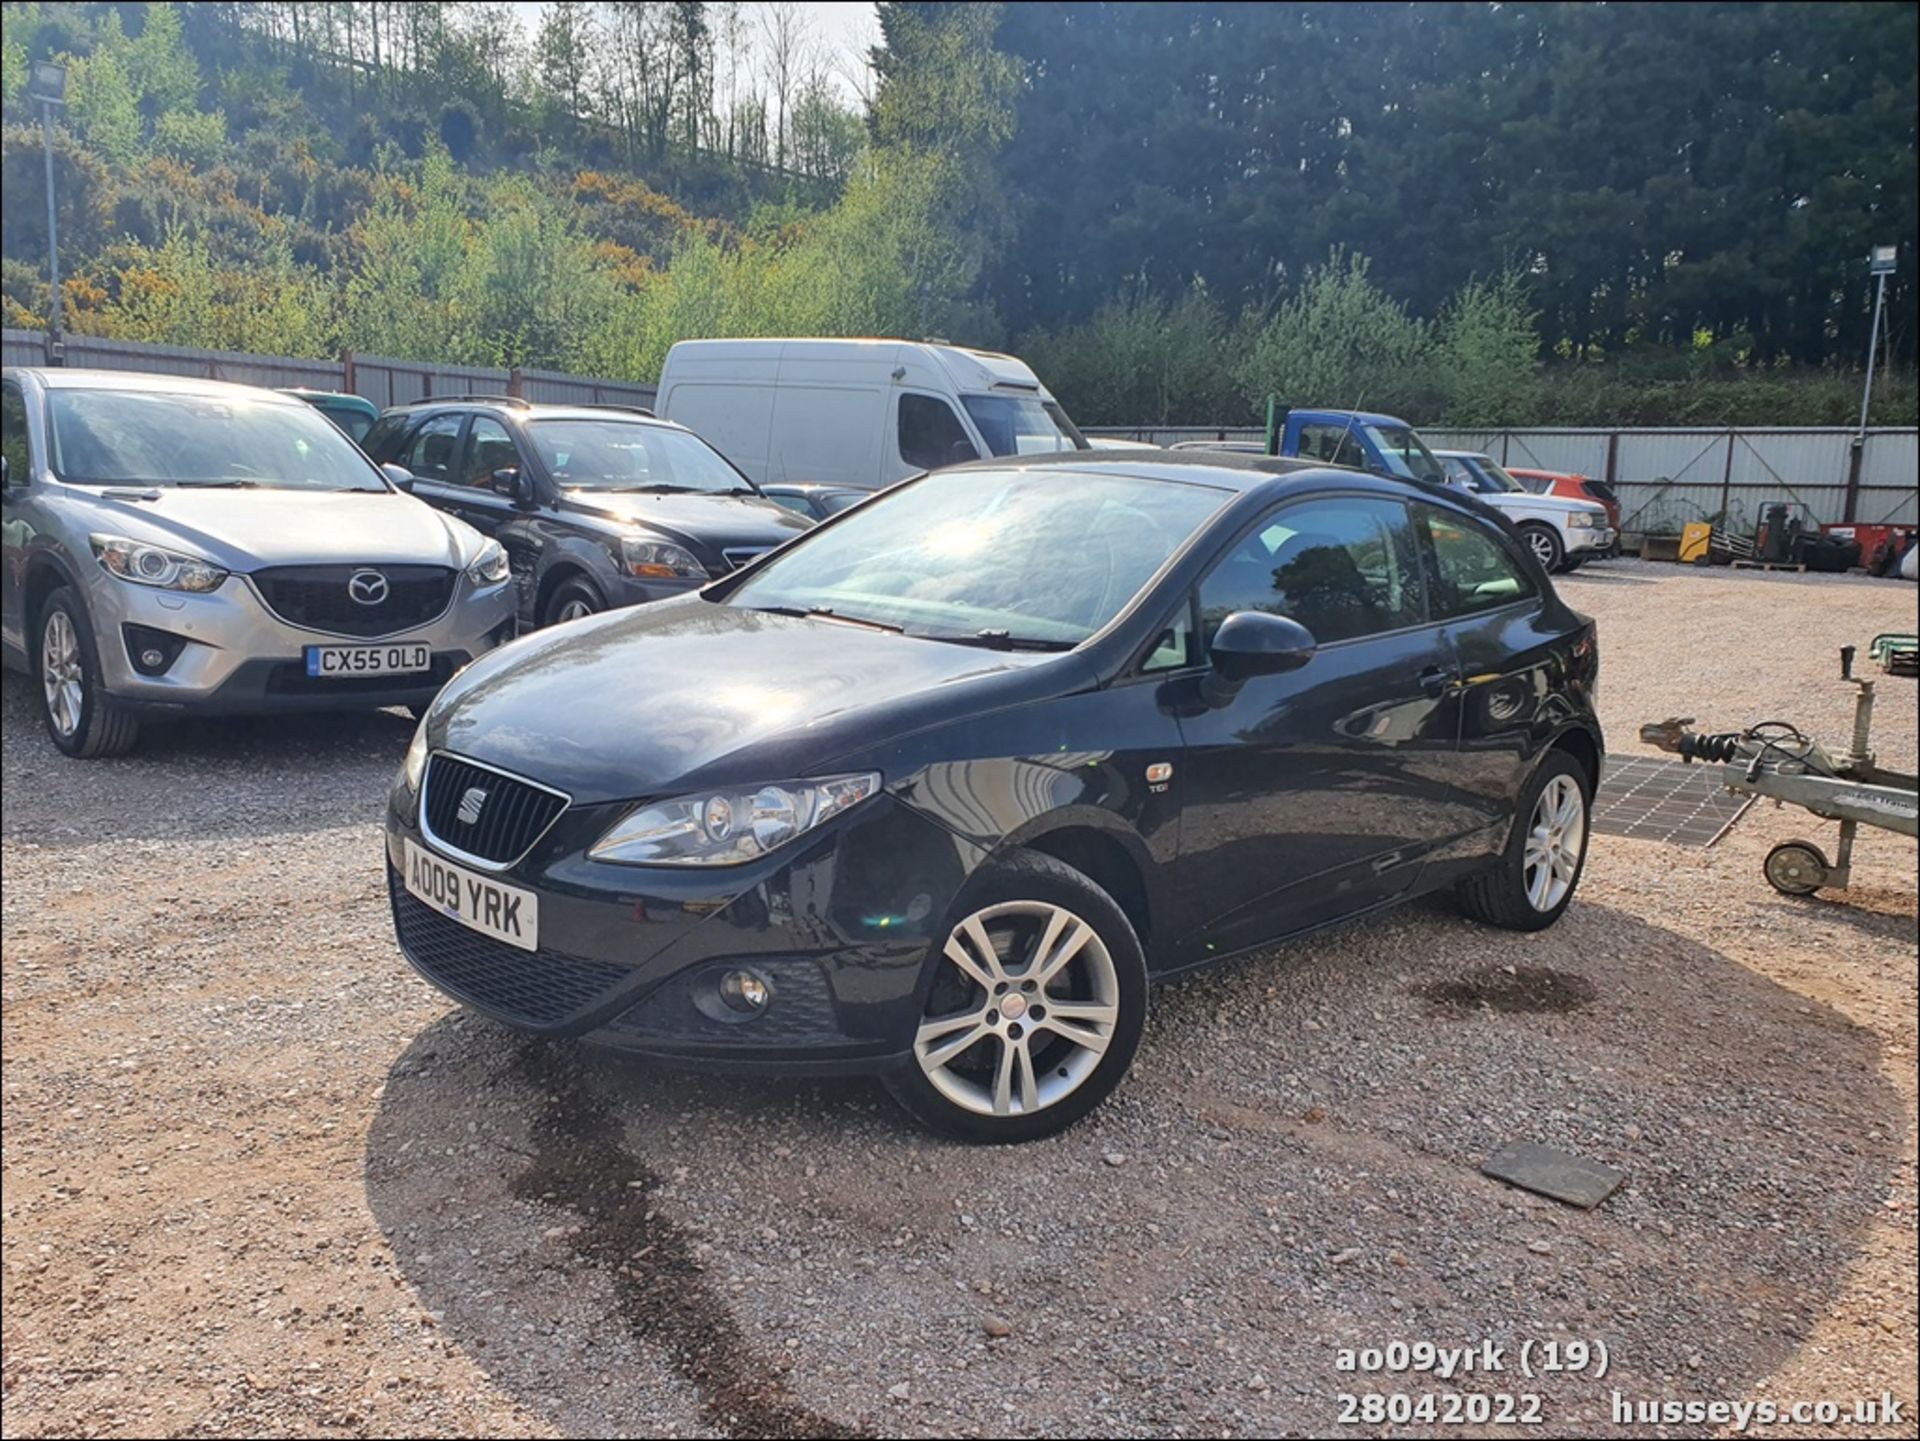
xmin=1764 ymin=840 xmax=1831 ymax=896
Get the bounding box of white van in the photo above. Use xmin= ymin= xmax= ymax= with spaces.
xmin=654 ymin=338 xmax=1089 ymax=489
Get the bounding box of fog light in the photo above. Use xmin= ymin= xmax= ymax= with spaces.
xmin=140 ymin=647 xmax=166 ymax=669
xmin=122 ymin=622 xmax=189 ymax=676
xmin=719 ymin=969 xmax=770 ymax=1013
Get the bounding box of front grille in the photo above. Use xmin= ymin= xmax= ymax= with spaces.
xmin=265 ymin=654 xmax=458 ymax=696
xmin=421 ymin=753 xmax=569 ymax=866
xmin=390 ymin=877 xmax=631 ymax=1027
xmin=721 ymin=546 xmax=771 ymax=572
xmin=252 ymin=564 xmax=456 ymax=637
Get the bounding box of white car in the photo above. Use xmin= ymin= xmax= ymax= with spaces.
xmin=1434 ymin=451 xmax=1615 ymax=573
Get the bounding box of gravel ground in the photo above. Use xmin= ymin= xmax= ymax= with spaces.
xmin=3 ymin=558 xmax=1915 ymax=1439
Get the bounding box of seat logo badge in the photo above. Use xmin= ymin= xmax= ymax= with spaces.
xmin=456 ymin=787 xmax=489 ymax=825
xmin=1146 ymin=761 xmax=1173 ymax=792
xmin=348 ymin=569 xmax=390 ymax=606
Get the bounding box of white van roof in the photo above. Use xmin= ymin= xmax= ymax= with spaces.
xmin=661 ymin=337 xmax=1054 ymax=399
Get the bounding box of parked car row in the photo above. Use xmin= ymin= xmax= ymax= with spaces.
xmin=0 ymin=369 xmax=809 ymax=755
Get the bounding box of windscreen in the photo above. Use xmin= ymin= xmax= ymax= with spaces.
xmin=728 ymin=468 xmax=1226 ymax=647
xmin=960 ymin=394 xmax=1088 ymax=457
xmin=47 ymin=389 xmax=387 ymax=491
xmin=527 ymin=419 xmax=753 ymax=494
xmin=1365 ymin=424 xmax=1445 ymax=484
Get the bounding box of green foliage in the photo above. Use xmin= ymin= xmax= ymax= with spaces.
xmin=1233 ymin=251 xmax=1435 ymax=419
xmin=124 ymin=3 xmax=199 ymax=115
xmin=1018 ymin=283 xmax=1241 ymax=427
xmin=1432 ymin=271 xmax=1541 ymax=427
xmin=66 ymin=42 xmax=142 ymax=165
xmin=150 ymin=106 xmax=224 ymax=167
xmin=95 ymin=229 xmax=335 ymax=356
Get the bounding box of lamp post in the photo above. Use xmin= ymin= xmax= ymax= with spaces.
xmin=1857 ymin=243 xmax=1897 ymax=438
xmin=26 ymin=60 xmax=67 ymax=362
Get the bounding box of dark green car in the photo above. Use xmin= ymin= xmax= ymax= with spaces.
xmin=278 ymin=388 xmax=380 ymax=447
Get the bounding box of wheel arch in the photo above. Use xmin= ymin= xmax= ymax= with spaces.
xmin=23 ymin=550 xmax=85 ymax=638
xmin=1008 ymin=821 xmax=1156 ymax=956
xmin=1545 ymin=723 xmax=1602 ymax=792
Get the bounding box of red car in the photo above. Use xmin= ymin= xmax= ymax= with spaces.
xmin=1508 ymin=468 xmax=1622 ymax=532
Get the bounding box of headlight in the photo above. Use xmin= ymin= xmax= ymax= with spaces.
xmin=467 ymin=539 xmax=509 ymax=585
xmin=403 ymin=715 xmax=430 ymax=794
xmin=619 ymin=536 xmax=706 ymax=580
xmin=1566 ymin=512 xmax=1596 ymax=529
xmin=90 ymin=534 xmax=228 ymax=593
xmin=590 ymin=773 xmax=881 ymax=866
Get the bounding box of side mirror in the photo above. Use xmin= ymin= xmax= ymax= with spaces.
xmin=380 ymin=463 xmax=415 ymax=493
xmin=1202 ymin=611 xmax=1317 ymax=705
xmin=492 ymin=467 xmax=532 ymax=505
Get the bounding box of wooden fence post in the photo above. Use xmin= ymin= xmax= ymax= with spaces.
xmin=508 ymin=366 xmax=524 ymax=399
xmin=339 ymin=347 xmax=356 ymax=395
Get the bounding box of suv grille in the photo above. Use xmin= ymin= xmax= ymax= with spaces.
xmin=421 ymin=754 xmax=569 ymax=866
xmin=390 ymin=876 xmax=630 ymax=1028
xmin=721 ymin=546 xmax=772 ymax=572
xmin=252 ymin=564 xmax=456 ymax=637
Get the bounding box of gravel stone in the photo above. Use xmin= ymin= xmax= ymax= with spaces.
xmin=2 ymin=560 xmax=1914 ymax=1437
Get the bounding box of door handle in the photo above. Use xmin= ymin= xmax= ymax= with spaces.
xmin=1418 ymin=665 xmax=1457 ymax=696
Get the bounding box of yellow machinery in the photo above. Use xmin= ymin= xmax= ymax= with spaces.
xmin=1679 ymin=521 xmax=1713 ymax=563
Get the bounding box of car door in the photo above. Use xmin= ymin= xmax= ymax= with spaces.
xmin=450 ymin=414 xmax=551 ymax=612
xmin=1 ymin=378 xmax=32 ymax=655
xmin=1412 ymin=500 xmax=1556 ymax=844
xmin=394 ymin=411 xmax=470 ymax=517
xmin=895 ymin=393 xmax=981 ymax=475
xmin=1161 ymin=493 xmax=1468 ymax=963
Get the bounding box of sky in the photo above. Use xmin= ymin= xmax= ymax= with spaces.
xmin=508 ymin=2 xmax=880 ymax=105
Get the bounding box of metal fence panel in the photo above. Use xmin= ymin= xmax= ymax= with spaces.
xmin=1860 ymin=431 xmax=1918 ymax=524
xmin=518 ymin=367 xmax=657 ymax=409
xmin=3 ymin=328 xmax=47 ymax=367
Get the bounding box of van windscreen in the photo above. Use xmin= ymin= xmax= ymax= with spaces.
xmin=960 ymin=394 xmax=1088 ymax=457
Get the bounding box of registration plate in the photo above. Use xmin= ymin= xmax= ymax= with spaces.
xmin=402 ymin=839 xmax=539 ymax=951
xmin=304 ymin=642 xmax=431 ymax=678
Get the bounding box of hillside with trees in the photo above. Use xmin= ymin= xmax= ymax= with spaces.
xmin=2 ymin=1 xmax=1914 ymax=426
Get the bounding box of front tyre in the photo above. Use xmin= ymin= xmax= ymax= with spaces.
xmin=1519 ymin=522 xmax=1566 ymax=574
xmin=883 ymin=850 xmax=1147 ymax=1143
xmin=1457 ymin=749 xmax=1590 ymax=931
xmin=36 ymin=586 xmax=140 ymax=758
xmin=543 ymin=577 xmax=604 ymax=627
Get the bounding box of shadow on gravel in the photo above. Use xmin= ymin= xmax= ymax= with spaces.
xmin=364 ymin=896 xmax=1905 ymax=1435
xmin=1558 ymin=568 xmax=1656 ymax=586
xmin=1 ymin=669 xmax=411 ymax=844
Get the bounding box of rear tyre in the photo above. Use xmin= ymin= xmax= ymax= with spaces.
xmin=542 ymin=577 xmax=604 ymax=627
xmin=1519 ymin=522 xmax=1565 ymax=574
xmin=1457 ymin=749 xmax=1590 ymax=932
xmin=36 ymin=586 xmax=140 ymax=758
xmin=883 ymin=850 xmax=1148 ymax=1143
xmin=1763 ymin=841 xmax=1829 ymax=896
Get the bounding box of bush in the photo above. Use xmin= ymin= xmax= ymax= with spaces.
xmin=151 ymin=107 xmax=226 ymax=168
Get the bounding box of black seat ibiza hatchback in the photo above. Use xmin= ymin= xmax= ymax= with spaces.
xmin=386 ymin=452 xmax=1602 ymax=1141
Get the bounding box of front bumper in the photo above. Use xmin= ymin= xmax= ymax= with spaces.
xmin=1566 ymin=526 xmax=1617 ymax=557
xmin=384 ymin=780 xmax=989 ymax=1075
xmin=85 ymin=566 xmax=516 ymax=715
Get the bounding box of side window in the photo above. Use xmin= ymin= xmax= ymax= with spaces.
xmin=1295 ymin=422 xmax=1366 ymax=469
xmin=462 ymin=416 xmax=521 ymax=488
xmin=1197 ymin=496 xmax=1426 ymax=647
xmin=2 ymin=383 xmax=28 ymax=484
xmin=401 ymin=413 xmax=464 ymax=482
xmin=766 ymin=491 xmax=814 ymax=518
xmin=898 ymin=394 xmax=979 ymax=471
xmin=1417 ymin=503 xmax=1537 ymax=618
xmin=361 ymin=415 xmax=404 ymax=461
xmin=1140 ymin=597 xmax=1198 ymax=672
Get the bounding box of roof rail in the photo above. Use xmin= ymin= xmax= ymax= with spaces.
xmin=410 ymin=393 xmax=531 ymax=408
xmin=581 ymin=403 xmax=656 ymax=417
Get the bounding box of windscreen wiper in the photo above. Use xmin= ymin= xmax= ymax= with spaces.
xmin=172 ymin=479 xmax=261 ymax=488
xmin=597 ymin=482 xmax=698 ymax=494
xmin=926 ymin=629 xmax=1076 ymax=652
xmin=745 ymin=604 xmax=905 ymax=634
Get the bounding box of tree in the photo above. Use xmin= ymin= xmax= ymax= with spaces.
xmin=533 ymin=1 xmax=594 ymax=132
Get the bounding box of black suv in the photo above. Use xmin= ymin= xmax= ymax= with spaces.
xmin=364 ymin=398 xmax=811 ymax=629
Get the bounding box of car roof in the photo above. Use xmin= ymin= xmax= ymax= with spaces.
xmin=1292 ymin=408 xmax=1410 ymax=427
xmin=6 ymin=367 xmax=308 ymax=406
xmin=383 ymin=397 xmax=678 ymax=427
xmin=1432 ymin=449 xmax=1493 ymax=461
xmin=940 ymin=448 xmax=1359 ymax=495
xmin=278 ymin=387 xmax=376 ymax=407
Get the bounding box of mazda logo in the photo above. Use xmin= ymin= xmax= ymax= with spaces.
xmin=347 ymin=569 xmax=390 ymax=606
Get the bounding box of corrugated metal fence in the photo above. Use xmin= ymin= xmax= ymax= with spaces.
xmin=1084 ymin=423 xmax=1919 ymax=530
xmin=1 ymin=329 xmax=657 ymax=412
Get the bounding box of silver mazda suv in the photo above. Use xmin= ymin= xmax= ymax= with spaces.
xmin=1 ymin=368 xmax=517 ymax=756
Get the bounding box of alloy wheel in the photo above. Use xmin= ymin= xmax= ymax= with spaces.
xmin=1523 ymin=773 xmax=1585 ymax=911
xmin=913 ymin=901 xmax=1120 ymax=1118
xmin=558 ymin=598 xmax=595 ymax=622
xmin=1528 ymin=528 xmax=1559 ymax=569
xmin=41 ymin=610 xmax=84 ymax=738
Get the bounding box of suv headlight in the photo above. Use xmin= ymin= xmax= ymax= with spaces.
xmin=1566 ymin=512 xmax=1596 ymax=529
xmin=91 ymin=534 xmax=228 ymax=593
xmin=590 ymin=773 xmax=880 ymax=866
xmin=467 ymin=539 xmax=509 ymax=584
xmin=619 ymin=536 xmax=706 ymax=580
